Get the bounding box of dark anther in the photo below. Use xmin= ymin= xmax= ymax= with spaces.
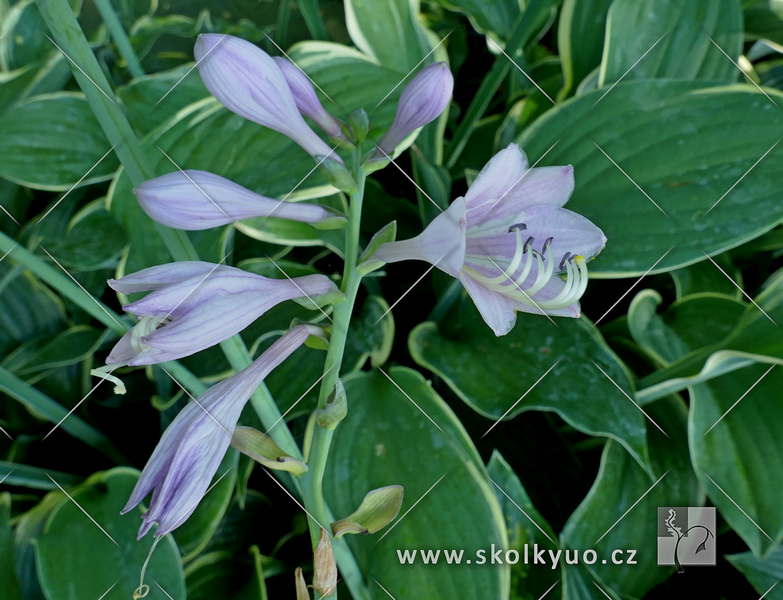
xmin=508 ymin=222 xmax=527 ymax=232
xmin=523 ymin=236 xmax=535 ymax=252
xmin=542 ymin=237 xmax=554 ymax=253
xmin=559 ymin=253 xmax=572 ymax=271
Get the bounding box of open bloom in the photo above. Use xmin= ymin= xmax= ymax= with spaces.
xmin=375 ymin=62 xmax=453 ymax=157
xmin=195 ymin=34 xmax=342 ymax=163
xmin=97 ymin=261 xmax=338 ymax=373
xmin=374 ymin=144 xmax=606 ymax=335
xmin=135 ymin=170 xmax=345 ymax=230
xmin=273 ymin=57 xmax=345 ymax=140
xmin=122 ymin=325 xmax=320 ymax=538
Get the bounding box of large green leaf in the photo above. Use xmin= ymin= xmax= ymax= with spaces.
xmin=561 ymin=397 xmax=699 ymax=598
xmin=324 ymin=368 xmax=508 ymax=599
xmin=728 ymin=545 xmax=783 ymax=599
xmin=0 ymin=92 xmax=118 ymax=190
xmin=409 ymin=292 xmax=649 ymax=469
xmin=35 ymin=468 xmax=186 ymax=600
xmin=436 ymin=0 xmax=523 ymax=42
xmin=557 ymin=0 xmax=614 ymax=97
xmin=744 ymin=0 xmax=783 ymax=45
xmin=600 ymin=0 xmax=743 ymax=85
xmin=0 ymin=494 xmax=22 ymax=600
xmin=690 ymin=363 xmax=783 ymax=557
xmin=517 ymin=80 xmax=783 ymax=277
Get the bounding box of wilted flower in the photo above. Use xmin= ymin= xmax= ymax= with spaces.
xmin=375 ymin=62 xmax=453 ymax=157
xmin=122 ymin=325 xmax=321 ymax=538
xmin=374 ymin=144 xmax=606 ymax=335
xmin=135 ymin=170 xmax=345 ymax=230
xmin=273 ymin=56 xmax=346 ymax=140
xmin=195 ymin=34 xmax=342 ymax=163
xmin=92 ymin=262 xmax=338 ymax=388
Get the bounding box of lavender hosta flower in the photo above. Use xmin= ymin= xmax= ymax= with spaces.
xmin=374 ymin=144 xmax=607 ymax=336
xmin=374 ymin=62 xmax=454 ymax=158
xmin=92 ymin=262 xmax=339 ymax=388
xmin=272 ymin=57 xmax=347 ymax=141
xmin=122 ymin=324 xmax=321 ymax=538
xmin=195 ymin=34 xmax=343 ymax=164
xmin=135 ymin=170 xmax=345 ymax=231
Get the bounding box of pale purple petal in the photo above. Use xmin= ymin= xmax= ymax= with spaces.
xmin=135 ymin=170 xmax=336 ymax=230
xmin=463 ymin=144 xmax=529 ymax=216
xmin=374 ymin=198 xmax=466 ymax=278
xmin=469 ymin=165 xmax=575 ymax=227
xmin=458 ymin=272 xmax=518 ymax=336
xmin=195 ymin=34 xmax=341 ymax=162
xmin=376 ymin=63 xmax=453 ymax=155
xmin=273 ymin=57 xmax=344 ymax=139
xmin=109 ymin=261 xmax=225 ymax=294
xmin=105 ymin=329 xmax=138 ymax=365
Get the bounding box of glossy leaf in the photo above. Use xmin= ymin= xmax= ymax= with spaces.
xmin=558 ymin=0 xmax=614 ymax=97
xmin=728 ymin=546 xmax=783 ymax=599
xmin=517 ymin=81 xmax=783 ymax=276
xmin=0 ymin=494 xmax=22 ymax=600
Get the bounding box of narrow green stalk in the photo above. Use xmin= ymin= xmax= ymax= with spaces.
xmin=298 ymin=0 xmax=329 ymax=41
xmin=93 ymin=0 xmax=145 ymax=79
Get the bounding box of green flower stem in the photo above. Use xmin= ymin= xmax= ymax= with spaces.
xmin=93 ymin=0 xmax=145 ymax=79
xmin=298 ymin=0 xmax=329 ymax=41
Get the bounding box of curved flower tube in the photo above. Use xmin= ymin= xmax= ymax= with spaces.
xmin=94 ymin=262 xmax=339 ymax=381
xmin=195 ymin=34 xmax=342 ymax=163
xmin=374 ymin=144 xmax=607 ymax=336
xmin=135 ymin=170 xmax=345 ymax=230
xmin=122 ymin=325 xmax=322 ymax=538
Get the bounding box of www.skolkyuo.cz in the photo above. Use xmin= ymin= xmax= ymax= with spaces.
xmin=397 ymin=545 xmax=638 ymax=568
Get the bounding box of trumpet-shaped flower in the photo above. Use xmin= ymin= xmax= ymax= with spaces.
xmin=98 ymin=261 xmax=338 ymax=372
xmin=195 ymin=34 xmax=342 ymax=163
xmin=122 ymin=325 xmax=320 ymax=538
xmin=374 ymin=144 xmax=606 ymax=336
xmin=375 ymin=62 xmax=453 ymax=157
xmin=135 ymin=170 xmax=345 ymax=230
xmin=273 ymin=57 xmax=345 ymax=140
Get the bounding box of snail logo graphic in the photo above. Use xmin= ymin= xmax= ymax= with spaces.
xmin=657 ymin=507 xmax=716 ymax=569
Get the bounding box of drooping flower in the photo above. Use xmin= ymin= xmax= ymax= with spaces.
xmin=374 ymin=62 xmax=454 ymax=157
xmin=135 ymin=170 xmax=345 ymax=230
xmin=94 ymin=262 xmax=338 ymax=381
xmin=194 ymin=34 xmax=342 ymax=163
xmin=272 ymin=56 xmax=346 ymax=140
xmin=122 ymin=325 xmax=321 ymax=538
xmin=374 ymin=144 xmax=606 ymax=336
